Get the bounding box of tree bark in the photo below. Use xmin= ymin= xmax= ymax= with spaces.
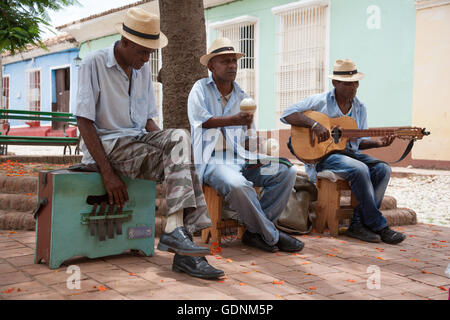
xmin=0 ymin=54 xmax=3 ymax=109
xmin=158 ymin=0 xmax=208 ymax=130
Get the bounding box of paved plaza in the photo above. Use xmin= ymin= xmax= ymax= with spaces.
xmin=0 ymin=224 xmax=449 ymax=300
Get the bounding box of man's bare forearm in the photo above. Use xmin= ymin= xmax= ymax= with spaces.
xmin=76 ymin=116 xmax=114 ymax=174
xmin=202 ymin=116 xmax=238 ymax=128
xmin=283 ymin=112 xmax=316 ymax=128
xmin=76 ymin=116 xmax=129 ymax=207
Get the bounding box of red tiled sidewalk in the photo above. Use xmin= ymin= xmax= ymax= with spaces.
xmin=0 ymin=224 xmax=449 ymax=300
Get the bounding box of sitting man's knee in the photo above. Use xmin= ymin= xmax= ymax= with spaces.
xmin=377 ymin=162 xmax=392 ymax=178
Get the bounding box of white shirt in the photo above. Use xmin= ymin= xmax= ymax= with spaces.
xmin=74 ymin=42 xmax=158 ymax=164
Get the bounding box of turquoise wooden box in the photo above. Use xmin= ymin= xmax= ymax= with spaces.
xmin=34 ymin=170 xmax=156 ymax=269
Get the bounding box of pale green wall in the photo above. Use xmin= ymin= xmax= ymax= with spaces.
xmin=79 ymin=34 xmax=121 ymax=59
xmin=329 ymin=0 xmax=416 ymax=127
xmin=206 ymin=0 xmax=416 ymax=129
xmin=206 ymin=0 xmax=294 ymax=130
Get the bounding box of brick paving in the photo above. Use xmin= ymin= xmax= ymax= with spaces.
xmin=0 ymin=223 xmax=449 ymax=300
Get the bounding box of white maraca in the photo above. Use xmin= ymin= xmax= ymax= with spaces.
xmin=240 ymin=97 xmax=257 ymax=114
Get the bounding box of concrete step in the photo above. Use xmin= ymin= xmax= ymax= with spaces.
xmin=0 ymin=175 xmax=37 ymax=194
xmin=0 ymin=209 xmax=35 ymax=231
xmin=382 ymin=208 xmax=417 ymax=226
xmin=338 ymin=195 xmax=397 ymax=210
xmin=0 ymin=193 xmax=37 ymax=212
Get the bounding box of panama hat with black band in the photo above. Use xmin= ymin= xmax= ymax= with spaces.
xmin=114 ymin=7 xmax=168 ymax=49
xmin=200 ymin=37 xmax=245 ymax=66
xmin=329 ymin=59 xmax=365 ymax=82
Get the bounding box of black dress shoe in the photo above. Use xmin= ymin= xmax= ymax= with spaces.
xmin=172 ymin=254 xmax=225 ymax=279
xmin=376 ymin=226 xmax=406 ymax=244
xmin=345 ymin=223 xmax=381 ymax=243
xmin=276 ymin=231 xmax=304 ymax=252
xmin=157 ymin=226 xmax=210 ymax=256
xmin=241 ymin=230 xmax=279 ymax=253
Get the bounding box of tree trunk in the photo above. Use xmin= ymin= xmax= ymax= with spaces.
xmin=0 ymin=54 xmax=3 ymax=109
xmin=158 ymin=0 xmax=208 ymax=130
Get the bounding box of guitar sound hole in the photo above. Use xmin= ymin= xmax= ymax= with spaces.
xmin=331 ymin=127 xmax=342 ymax=144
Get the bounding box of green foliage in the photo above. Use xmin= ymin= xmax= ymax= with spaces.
xmin=0 ymin=0 xmax=77 ymax=54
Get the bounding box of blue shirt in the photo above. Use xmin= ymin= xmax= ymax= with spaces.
xmin=74 ymin=42 xmax=158 ymax=164
xmin=187 ymin=76 xmax=265 ymax=183
xmin=280 ymin=88 xmax=369 ymax=182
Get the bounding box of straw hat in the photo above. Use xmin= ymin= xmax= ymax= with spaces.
xmin=328 ymin=59 xmax=365 ymax=82
xmin=200 ymin=37 xmax=244 ymax=66
xmin=114 ymin=8 xmax=168 ymax=49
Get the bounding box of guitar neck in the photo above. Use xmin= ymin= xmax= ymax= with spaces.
xmin=341 ymin=128 xmax=397 ymax=138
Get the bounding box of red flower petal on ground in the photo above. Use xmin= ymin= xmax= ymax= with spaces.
xmin=273 ymin=280 xmax=284 ymax=285
xmin=439 ymin=286 xmax=448 ymax=291
xmin=2 ymin=288 xmax=14 ymax=294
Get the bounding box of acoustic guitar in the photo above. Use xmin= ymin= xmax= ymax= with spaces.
xmin=290 ymin=111 xmax=430 ymax=163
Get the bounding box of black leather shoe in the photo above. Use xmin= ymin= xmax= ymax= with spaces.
xmin=172 ymin=254 xmax=225 ymax=279
xmin=276 ymin=231 xmax=305 ymax=252
xmin=241 ymin=230 xmax=279 ymax=253
xmin=376 ymin=226 xmax=406 ymax=244
xmin=157 ymin=226 xmax=210 ymax=256
xmin=345 ymin=223 xmax=381 ymax=243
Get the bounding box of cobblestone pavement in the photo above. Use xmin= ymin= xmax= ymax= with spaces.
xmin=0 ymin=224 xmax=449 ymax=300
xmin=387 ymin=174 xmax=450 ymax=227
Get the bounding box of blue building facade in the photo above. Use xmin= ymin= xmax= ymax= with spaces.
xmin=2 ymin=36 xmax=79 ymax=129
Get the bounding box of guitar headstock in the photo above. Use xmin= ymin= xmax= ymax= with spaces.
xmin=395 ymin=127 xmax=430 ymax=140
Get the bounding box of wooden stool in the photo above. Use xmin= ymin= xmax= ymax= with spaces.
xmin=201 ymin=185 xmax=248 ymax=245
xmin=314 ymin=171 xmax=358 ymax=237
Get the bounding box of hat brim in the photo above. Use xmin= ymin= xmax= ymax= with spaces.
xmin=114 ymin=23 xmax=168 ymax=49
xmin=328 ymin=72 xmax=365 ymax=82
xmin=200 ymin=51 xmax=245 ymax=66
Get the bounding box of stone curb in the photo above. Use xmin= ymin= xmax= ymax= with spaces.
xmin=0 ymin=155 xmax=82 ymax=164
xmin=0 ymin=175 xmax=37 ymax=194
xmin=0 ymin=210 xmax=35 ymax=231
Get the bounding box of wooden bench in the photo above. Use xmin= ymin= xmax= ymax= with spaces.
xmin=0 ymin=109 xmax=80 ymax=155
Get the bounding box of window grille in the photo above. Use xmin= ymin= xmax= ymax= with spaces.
xmin=2 ymin=76 xmax=9 ymax=109
xmin=274 ymin=2 xmax=328 ymax=121
xmin=212 ymin=20 xmax=256 ymax=99
xmin=149 ymin=49 xmax=163 ymax=127
xmin=27 ymin=70 xmax=41 ymax=112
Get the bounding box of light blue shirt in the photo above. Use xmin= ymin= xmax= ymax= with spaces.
xmin=188 ymin=76 xmax=265 ymax=184
xmin=74 ymin=42 xmax=158 ymax=164
xmin=280 ymin=88 xmax=369 ymax=181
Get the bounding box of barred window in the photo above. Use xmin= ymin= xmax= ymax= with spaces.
xmin=273 ymin=1 xmax=329 ymax=125
xmin=2 ymin=76 xmax=9 ymax=109
xmin=149 ymin=49 xmax=163 ymax=127
xmin=27 ymin=70 xmax=41 ymax=112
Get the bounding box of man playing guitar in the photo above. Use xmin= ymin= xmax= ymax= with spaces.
xmin=281 ymin=59 xmax=406 ymax=245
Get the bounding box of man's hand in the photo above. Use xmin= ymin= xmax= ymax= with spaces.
xmin=312 ymin=123 xmax=331 ymax=143
xmin=231 ymin=112 xmax=254 ymax=127
xmin=377 ymin=135 xmax=396 ymax=148
xmin=100 ymin=167 xmax=129 ymax=208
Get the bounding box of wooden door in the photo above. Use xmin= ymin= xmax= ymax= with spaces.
xmin=53 ymin=68 xmax=70 ymax=130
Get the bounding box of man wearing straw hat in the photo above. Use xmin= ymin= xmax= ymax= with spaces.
xmin=74 ymin=8 xmax=224 ymax=279
xmin=187 ymin=37 xmax=304 ymax=253
xmin=281 ymin=59 xmax=406 ymax=245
